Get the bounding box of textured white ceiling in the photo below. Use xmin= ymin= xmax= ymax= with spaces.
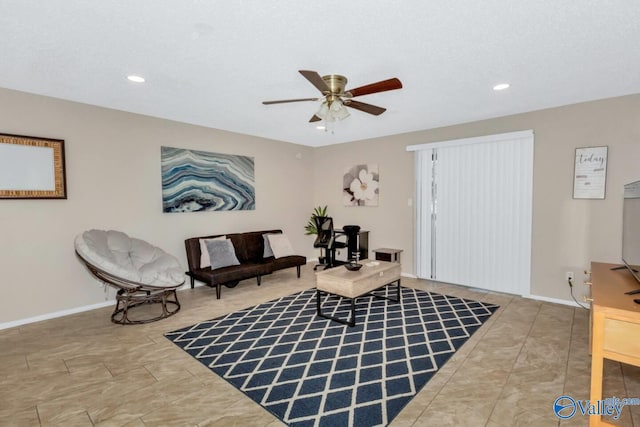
xmin=1 ymin=1 xmax=639 ymax=147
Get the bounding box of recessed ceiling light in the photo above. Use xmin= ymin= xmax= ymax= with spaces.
xmin=316 ymin=125 xmax=325 ymax=130
xmin=127 ymin=75 xmax=145 ymax=83
xmin=493 ymin=83 xmax=510 ymax=91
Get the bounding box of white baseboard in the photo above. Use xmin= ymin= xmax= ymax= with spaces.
xmin=0 ymin=300 xmax=114 ymax=331
xmin=523 ymin=293 xmax=588 ymax=308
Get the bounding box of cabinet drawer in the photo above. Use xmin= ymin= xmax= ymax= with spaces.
xmin=603 ymin=318 xmax=640 ymax=359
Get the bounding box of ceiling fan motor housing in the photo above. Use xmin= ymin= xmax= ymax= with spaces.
xmin=322 ymin=75 xmax=348 ymax=104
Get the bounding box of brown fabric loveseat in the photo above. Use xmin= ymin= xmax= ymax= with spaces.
xmin=184 ymin=229 xmax=306 ymax=299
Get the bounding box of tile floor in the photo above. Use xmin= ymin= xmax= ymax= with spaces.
xmin=1 ymin=263 xmax=638 ymax=426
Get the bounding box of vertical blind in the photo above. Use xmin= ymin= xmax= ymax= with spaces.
xmin=408 ymin=131 xmax=533 ymax=295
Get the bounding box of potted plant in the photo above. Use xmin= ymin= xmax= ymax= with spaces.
xmin=304 ymin=205 xmax=328 ymax=235
xmin=305 ymin=205 xmax=329 ymax=266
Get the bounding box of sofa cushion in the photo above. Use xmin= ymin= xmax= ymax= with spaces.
xmin=242 ymin=232 xmax=265 ymax=263
xmin=205 ymin=239 xmax=240 ymax=270
xmin=75 ymin=229 xmax=184 ymax=287
xmin=192 ymin=262 xmax=271 ymax=284
xmin=268 ymin=255 xmax=307 ymax=271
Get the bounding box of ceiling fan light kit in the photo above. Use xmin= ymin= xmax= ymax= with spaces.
xmin=262 ymin=70 xmax=402 ymax=129
xmin=316 ymin=99 xmax=350 ymax=123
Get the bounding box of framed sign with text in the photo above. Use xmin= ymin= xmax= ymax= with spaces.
xmin=573 ymin=146 xmax=608 ymax=199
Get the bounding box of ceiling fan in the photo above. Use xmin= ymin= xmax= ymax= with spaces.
xmin=262 ymin=70 xmax=403 ymax=123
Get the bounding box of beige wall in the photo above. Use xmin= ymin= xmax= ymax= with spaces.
xmin=2 ymin=87 xmax=639 ymax=325
xmin=0 ymin=88 xmax=315 ymax=324
xmin=312 ymin=139 xmax=416 ymax=273
xmin=314 ymin=94 xmax=640 ymax=303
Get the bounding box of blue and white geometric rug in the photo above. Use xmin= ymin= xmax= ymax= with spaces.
xmin=165 ymin=286 xmax=499 ymax=427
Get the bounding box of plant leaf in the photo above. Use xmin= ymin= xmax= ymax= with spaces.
xmin=305 ymin=205 xmax=328 ymax=235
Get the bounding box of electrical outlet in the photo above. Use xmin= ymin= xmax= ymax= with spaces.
xmin=565 ymin=271 xmax=574 ymax=282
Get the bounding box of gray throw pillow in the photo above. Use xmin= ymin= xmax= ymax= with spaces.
xmin=205 ymin=239 xmax=240 ymax=270
xmin=199 ymin=236 xmax=226 ymax=268
xmin=263 ymin=234 xmax=275 ymax=258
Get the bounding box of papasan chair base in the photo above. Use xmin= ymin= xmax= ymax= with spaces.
xmin=112 ymin=288 xmax=180 ymax=325
xmin=75 ymin=230 xmax=185 ymax=325
xmin=83 ymin=260 xmax=181 ymax=325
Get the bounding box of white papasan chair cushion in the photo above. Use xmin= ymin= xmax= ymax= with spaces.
xmin=74 ymin=230 xmax=184 ymax=287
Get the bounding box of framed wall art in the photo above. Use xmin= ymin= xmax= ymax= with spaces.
xmin=161 ymin=146 xmax=255 ymax=212
xmin=0 ymin=133 xmax=67 ymax=199
xmin=573 ymin=146 xmax=608 ymax=200
xmin=343 ymin=163 xmax=379 ymax=206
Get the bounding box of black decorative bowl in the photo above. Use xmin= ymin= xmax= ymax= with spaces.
xmin=344 ymin=262 xmax=363 ymax=271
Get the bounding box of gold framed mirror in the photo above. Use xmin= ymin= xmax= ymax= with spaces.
xmin=0 ymin=133 xmax=67 ymax=199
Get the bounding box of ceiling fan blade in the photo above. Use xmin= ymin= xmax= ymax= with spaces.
xmin=299 ymin=70 xmax=330 ymax=93
xmin=262 ymin=98 xmax=318 ymax=105
xmin=309 ymin=115 xmax=322 ymax=122
xmin=344 ymin=100 xmax=387 ymax=116
xmin=345 ymin=78 xmax=402 ymax=98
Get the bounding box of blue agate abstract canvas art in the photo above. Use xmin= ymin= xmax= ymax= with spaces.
xmin=161 ymin=146 xmax=255 ymax=212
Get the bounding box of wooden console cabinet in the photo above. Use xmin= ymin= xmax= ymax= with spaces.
xmin=589 ymin=262 xmax=640 ymax=426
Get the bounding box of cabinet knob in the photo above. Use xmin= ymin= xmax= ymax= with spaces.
xmin=584 ymin=270 xmax=591 ymax=275
xmin=583 ymin=281 xmax=592 ymax=286
xmin=584 ymin=296 xmax=594 ymax=303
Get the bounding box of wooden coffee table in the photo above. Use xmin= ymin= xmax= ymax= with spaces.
xmin=315 ymin=261 xmax=401 ymax=326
